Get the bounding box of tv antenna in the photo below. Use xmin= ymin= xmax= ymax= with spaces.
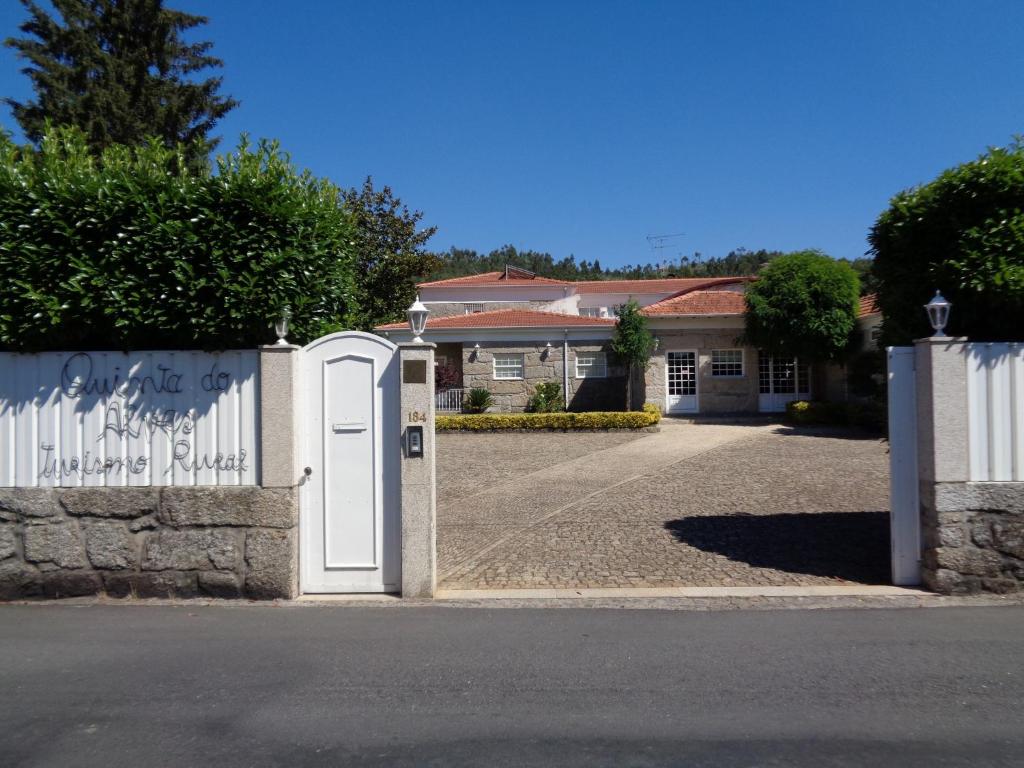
xmin=646 ymin=232 xmax=685 ymax=253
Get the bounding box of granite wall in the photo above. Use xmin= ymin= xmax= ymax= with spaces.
xmin=461 ymin=341 xmax=625 ymax=412
xmin=0 ymin=486 xmax=298 ymax=600
xmin=644 ymin=332 xmax=759 ymax=414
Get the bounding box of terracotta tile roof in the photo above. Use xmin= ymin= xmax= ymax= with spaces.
xmin=417 ymin=271 xmax=570 ymax=288
xmin=859 ymin=294 xmax=881 ymax=317
xmin=642 ymin=288 xmax=747 ymax=316
xmin=574 ymin=276 xmax=753 ymax=294
xmin=375 ymin=308 xmax=616 ymax=331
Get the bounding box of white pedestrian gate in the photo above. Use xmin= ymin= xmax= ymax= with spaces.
xmin=886 ymin=347 xmax=921 ymax=586
xmin=665 ymin=350 xmax=698 ymax=413
xmin=300 ymin=332 xmax=401 ymax=593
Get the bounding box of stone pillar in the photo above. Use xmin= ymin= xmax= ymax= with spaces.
xmin=915 ymin=338 xmax=1024 ymax=593
xmin=259 ymin=345 xmax=300 ymax=488
xmin=398 ymin=343 xmax=437 ymax=597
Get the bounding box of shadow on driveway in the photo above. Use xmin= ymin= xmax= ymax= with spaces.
xmin=663 ymin=511 xmax=891 ymax=584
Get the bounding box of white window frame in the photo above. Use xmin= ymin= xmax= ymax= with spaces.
xmin=575 ymin=351 xmax=608 ymax=379
xmin=579 ymin=307 xmax=602 ymax=318
xmin=493 ymin=353 xmax=524 ymax=380
xmin=464 ymin=303 xmax=485 ymax=314
xmin=710 ymin=349 xmax=744 ymax=378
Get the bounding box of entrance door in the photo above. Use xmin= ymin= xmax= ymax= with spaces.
xmin=301 ymin=331 xmax=400 ymax=593
xmin=665 ymin=350 xmax=698 ymax=413
xmin=758 ymin=353 xmax=811 ymax=412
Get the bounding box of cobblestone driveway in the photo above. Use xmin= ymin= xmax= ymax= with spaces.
xmin=437 ymin=420 xmax=890 ymax=589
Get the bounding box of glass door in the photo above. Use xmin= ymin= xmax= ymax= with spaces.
xmin=666 ymin=350 xmax=698 ymax=413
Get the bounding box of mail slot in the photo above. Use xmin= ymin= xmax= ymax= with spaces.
xmin=332 ymin=420 xmax=367 ymax=432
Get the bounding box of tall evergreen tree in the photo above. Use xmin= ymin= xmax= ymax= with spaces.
xmin=5 ymin=0 xmax=237 ymax=165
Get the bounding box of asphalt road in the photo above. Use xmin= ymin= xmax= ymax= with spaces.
xmin=2 ymin=604 xmax=1023 ymax=767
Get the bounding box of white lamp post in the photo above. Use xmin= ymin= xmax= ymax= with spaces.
xmin=925 ymin=291 xmax=951 ymax=337
xmin=274 ymin=306 xmax=291 ymax=345
xmin=407 ymin=295 xmax=429 ymax=342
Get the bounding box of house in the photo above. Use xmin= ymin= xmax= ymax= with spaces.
xmin=375 ymin=266 xmax=880 ymax=415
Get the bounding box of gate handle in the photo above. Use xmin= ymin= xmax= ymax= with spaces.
xmin=304 ymin=466 xmax=312 ymax=477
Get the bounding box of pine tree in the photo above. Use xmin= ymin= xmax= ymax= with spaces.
xmin=5 ymin=0 xmax=238 ymax=165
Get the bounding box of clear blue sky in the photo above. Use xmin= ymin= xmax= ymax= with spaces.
xmin=1 ymin=1 xmax=1022 ymax=268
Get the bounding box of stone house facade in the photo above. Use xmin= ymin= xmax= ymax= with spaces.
xmin=376 ymin=267 xmax=880 ymax=415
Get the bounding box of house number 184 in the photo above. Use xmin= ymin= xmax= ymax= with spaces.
xmin=407 ymin=411 xmax=428 ymax=423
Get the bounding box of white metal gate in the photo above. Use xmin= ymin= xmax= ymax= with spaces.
xmin=300 ymin=332 xmax=401 ymax=593
xmin=886 ymin=346 xmax=921 ymax=586
xmin=665 ymin=350 xmax=698 ymax=413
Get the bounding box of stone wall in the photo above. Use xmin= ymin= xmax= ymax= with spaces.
xmin=0 ymin=486 xmax=298 ymax=600
xmin=462 ymin=341 xmax=625 ymax=412
xmin=921 ymin=482 xmax=1024 ymax=594
xmin=644 ymin=332 xmax=759 ymax=414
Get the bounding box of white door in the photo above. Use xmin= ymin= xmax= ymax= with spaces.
xmin=300 ymin=332 xmax=400 ymax=593
xmin=665 ymin=350 xmax=698 ymax=413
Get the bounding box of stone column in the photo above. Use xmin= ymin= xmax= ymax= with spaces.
xmin=398 ymin=343 xmax=437 ymax=597
xmin=259 ymin=344 xmax=300 ymax=488
xmin=916 ymin=336 xmax=1024 ymax=593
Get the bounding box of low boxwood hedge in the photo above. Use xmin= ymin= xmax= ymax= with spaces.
xmin=437 ymin=403 xmax=661 ymax=431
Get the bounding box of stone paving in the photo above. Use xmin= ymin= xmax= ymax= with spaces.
xmin=437 ymin=420 xmax=891 ymax=589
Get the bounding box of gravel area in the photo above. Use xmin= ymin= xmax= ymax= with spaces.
xmin=437 ymin=422 xmax=891 ymax=589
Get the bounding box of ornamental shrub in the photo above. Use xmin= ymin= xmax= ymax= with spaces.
xmin=462 ymin=387 xmax=494 ymax=414
xmin=526 ymin=381 xmax=564 ymax=413
xmin=870 ymin=140 xmax=1024 ymax=344
xmin=0 ymin=126 xmax=359 ymax=351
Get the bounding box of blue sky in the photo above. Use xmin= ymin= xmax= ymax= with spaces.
xmin=1 ymin=1 xmax=1022 ymax=268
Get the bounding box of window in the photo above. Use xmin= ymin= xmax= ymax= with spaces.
xmin=711 ymin=349 xmax=744 ymax=377
xmin=579 ymin=307 xmax=602 ymax=317
xmin=575 ymin=352 xmax=607 ymax=378
xmin=758 ymin=353 xmax=811 ymax=396
xmin=493 ymin=353 xmax=524 ymax=380
xmin=464 ymin=303 xmax=485 ymax=314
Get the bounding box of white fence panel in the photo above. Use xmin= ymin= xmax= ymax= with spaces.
xmin=887 ymin=347 xmax=921 ymax=586
xmin=967 ymin=343 xmax=1024 ymax=481
xmin=0 ymin=350 xmax=260 ymax=487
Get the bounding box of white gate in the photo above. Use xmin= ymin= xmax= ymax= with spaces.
xmin=300 ymin=332 xmax=401 ymax=593
xmin=886 ymin=346 xmax=921 ymax=586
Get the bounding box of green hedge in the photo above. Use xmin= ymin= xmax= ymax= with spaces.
xmin=785 ymin=399 xmax=886 ymax=433
xmin=0 ymin=127 xmax=358 ymax=351
xmin=437 ymin=403 xmax=661 ymax=431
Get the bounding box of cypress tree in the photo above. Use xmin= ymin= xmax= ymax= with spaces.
xmin=5 ymin=0 xmax=238 ymax=165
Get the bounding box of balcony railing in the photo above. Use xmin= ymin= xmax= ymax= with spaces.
xmin=436 ymin=388 xmax=464 ymax=413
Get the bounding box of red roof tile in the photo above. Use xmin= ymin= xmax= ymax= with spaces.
xmin=642 ymin=288 xmax=747 ymax=316
xmin=375 ymin=308 xmax=616 ymax=331
xmin=417 ymin=271 xmax=570 ymax=288
xmin=859 ymin=294 xmax=881 ymax=317
xmin=574 ymin=276 xmax=753 ymax=294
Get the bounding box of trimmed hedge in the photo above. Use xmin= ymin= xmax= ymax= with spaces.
xmin=785 ymin=399 xmax=886 ymax=433
xmin=437 ymin=403 xmax=661 ymax=431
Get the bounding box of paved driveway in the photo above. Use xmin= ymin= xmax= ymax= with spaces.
xmin=437 ymin=420 xmax=890 ymax=589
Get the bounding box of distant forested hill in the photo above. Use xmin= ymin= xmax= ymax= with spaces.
xmin=425 ymin=245 xmax=875 ymax=292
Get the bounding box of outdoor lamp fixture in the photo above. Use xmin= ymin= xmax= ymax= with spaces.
xmin=543 ymin=341 xmax=552 ymax=360
xmin=274 ymin=306 xmax=292 ymax=346
xmin=925 ymin=291 xmax=952 ymax=337
xmin=472 ymin=342 xmax=481 ymax=361
xmin=652 ymin=336 xmax=660 ymax=352
xmin=407 ymin=295 xmax=429 ymax=342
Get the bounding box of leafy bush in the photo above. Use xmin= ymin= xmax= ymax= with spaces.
xmin=0 ymin=126 xmax=359 ymax=351
xmin=526 ymin=381 xmax=564 ymax=413
xmin=462 ymin=387 xmax=494 ymax=414
xmin=870 ymin=140 xmax=1024 ymax=344
xmin=743 ymin=250 xmax=860 ymax=362
xmin=434 ymin=362 xmax=461 ymax=391
xmin=785 ymin=399 xmax=886 ymax=433
xmin=438 ymin=403 xmax=661 ymax=431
